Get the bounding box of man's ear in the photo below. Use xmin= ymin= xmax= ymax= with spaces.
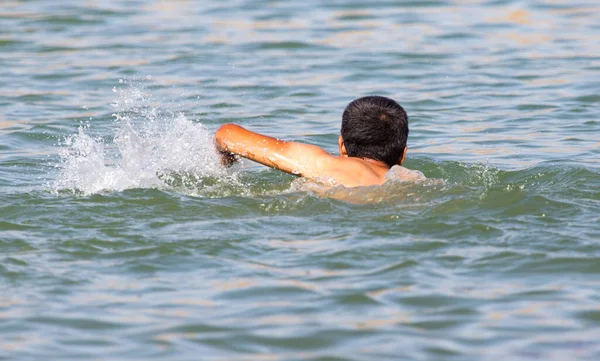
xmin=397 ymin=146 xmax=407 ymax=165
xmin=338 ymin=135 xmax=348 ymax=157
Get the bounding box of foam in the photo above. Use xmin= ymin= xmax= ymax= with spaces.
xmin=53 ymin=79 xmax=228 ymax=196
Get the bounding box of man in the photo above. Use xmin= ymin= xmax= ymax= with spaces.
xmin=214 ymin=95 xmax=423 ymax=188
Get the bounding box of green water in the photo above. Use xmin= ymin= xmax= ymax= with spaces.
xmin=1 ymin=0 xmax=600 ymax=360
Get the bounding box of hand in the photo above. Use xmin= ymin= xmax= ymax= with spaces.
xmin=214 ymin=129 xmax=238 ymax=167
xmin=218 ymin=149 xmax=238 ymax=167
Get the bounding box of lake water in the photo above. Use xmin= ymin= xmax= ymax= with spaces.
xmin=1 ymin=0 xmax=600 ymax=360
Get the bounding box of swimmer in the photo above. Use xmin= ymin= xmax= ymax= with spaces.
xmin=214 ymin=95 xmax=424 ymax=187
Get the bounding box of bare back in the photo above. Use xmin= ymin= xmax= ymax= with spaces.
xmin=306 ymin=155 xmax=392 ymax=187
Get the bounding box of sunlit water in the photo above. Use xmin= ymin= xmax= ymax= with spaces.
xmin=1 ymin=0 xmax=599 ymax=360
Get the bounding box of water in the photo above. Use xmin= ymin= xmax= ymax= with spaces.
xmin=1 ymin=0 xmax=600 ymax=359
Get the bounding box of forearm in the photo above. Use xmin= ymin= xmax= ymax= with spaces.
xmin=214 ymin=124 xmax=315 ymax=175
xmin=215 ymin=124 xmax=277 ymax=156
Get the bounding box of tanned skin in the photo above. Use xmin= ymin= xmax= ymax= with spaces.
xmin=214 ymin=124 xmax=407 ymax=188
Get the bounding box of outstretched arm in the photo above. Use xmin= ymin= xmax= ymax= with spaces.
xmin=214 ymin=123 xmax=332 ymax=177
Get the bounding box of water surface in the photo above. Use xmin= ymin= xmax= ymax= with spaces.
xmin=1 ymin=0 xmax=600 ymax=360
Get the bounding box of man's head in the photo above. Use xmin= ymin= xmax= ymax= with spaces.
xmin=339 ymin=96 xmax=409 ymax=167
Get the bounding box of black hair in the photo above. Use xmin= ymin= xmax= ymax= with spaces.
xmin=341 ymin=96 xmax=409 ymax=167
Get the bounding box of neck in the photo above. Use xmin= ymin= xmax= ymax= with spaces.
xmin=361 ymin=158 xmax=390 ymax=169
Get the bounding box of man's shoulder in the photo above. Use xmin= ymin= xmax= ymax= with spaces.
xmin=384 ymin=165 xmax=427 ymax=182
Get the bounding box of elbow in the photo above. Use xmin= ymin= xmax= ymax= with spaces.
xmin=215 ymin=123 xmax=242 ymax=150
xmin=215 ymin=123 xmax=235 ymax=138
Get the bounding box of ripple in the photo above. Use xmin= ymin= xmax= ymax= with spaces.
xmin=1 ymin=0 xmax=600 ymax=360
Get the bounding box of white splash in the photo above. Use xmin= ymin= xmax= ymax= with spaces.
xmin=54 ymin=79 xmax=228 ymax=195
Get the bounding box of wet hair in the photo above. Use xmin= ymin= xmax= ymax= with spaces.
xmin=341 ymin=96 xmax=409 ymax=167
